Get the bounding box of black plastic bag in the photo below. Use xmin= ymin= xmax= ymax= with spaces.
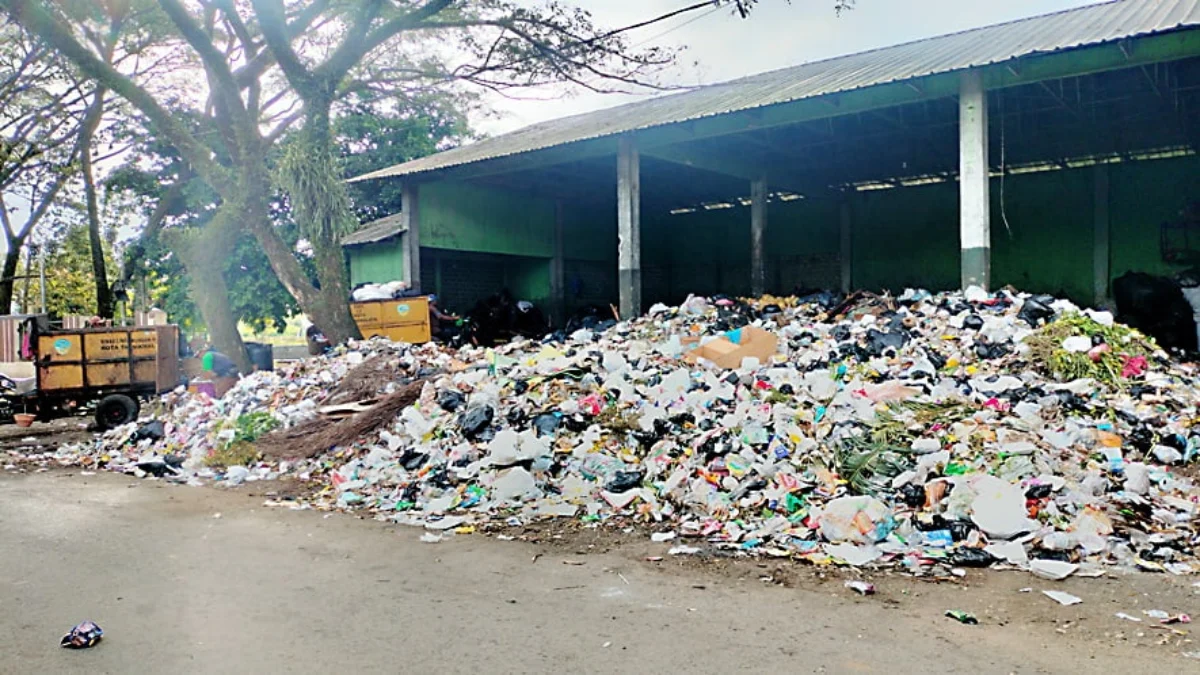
xmin=459 ymin=405 xmax=494 ymax=439
xmin=605 ymin=470 xmax=644 ymax=493
xmin=900 ymin=483 xmax=926 ymax=508
xmin=865 ymin=329 xmax=908 ymax=356
xmin=950 ymin=547 xmax=999 ymax=567
xmin=399 ymin=450 xmax=428 ymax=471
xmin=948 ymin=520 xmax=977 ymax=542
xmin=1024 ymin=484 xmax=1053 ymax=500
xmin=974 ymin=342 xmax=1010 ymax=360
xmin=532 ymin=412 xmax=561 ymax=438
xmin=1017 ymin=297 xmax=1055 ymax=327
xmin=135 ymin=459 xmax=178 ymax=477
xmin=437 ymin=390 xmax=466 ymax=412
xmin=133 ymin=420 xmax=165 ymax=441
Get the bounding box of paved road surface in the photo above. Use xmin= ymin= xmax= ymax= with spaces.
xmin=1 ymin=472 xmax=1193 ymax=674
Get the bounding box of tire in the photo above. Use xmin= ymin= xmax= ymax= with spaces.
xmin=96 ymin=394 xmax=139 ymax=430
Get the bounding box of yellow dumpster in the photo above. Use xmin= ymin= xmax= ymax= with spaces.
xmin=351 ymin=296 xmax=432 ymax=344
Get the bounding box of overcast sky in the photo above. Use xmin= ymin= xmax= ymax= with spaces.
xmin=479 ymin=0 xmax=1107 ymax=135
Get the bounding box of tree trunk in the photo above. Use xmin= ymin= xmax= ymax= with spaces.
xmin=0 ymin=245 xmax=21 ymax=315
xmin=20 ymin=243 xmax=33 ymax=312
xmin=279 ymin=100 xmax=361 ymax=344
xmin=82 ymin=145 xmax=112 ymax=318
xmin=80 ymin=87 xmax=112 ymax=318
xmin=186 ymin=264 xmax=248 ymax=373
xmin=166 ymin=208 xmax=250 ymax=373
xmin=239 ymin=161 xmax=360 ymax=343
xmin=312 ymin=240 xmax=359 ymax=342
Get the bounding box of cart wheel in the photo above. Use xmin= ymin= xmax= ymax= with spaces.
xmin=96 ymin=394 xmax=139 ymax=430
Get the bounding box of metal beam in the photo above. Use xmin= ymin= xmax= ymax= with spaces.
xmin=750 ymin=178 xmax=767 ymax=297
xmin=1093 ymin=164 xmax=1110 ymax=307
xmin=959 ymin=70 xmax=991 ymax=290
xmin=550 ymin=200 xmax=566 ymax=326
xmin=641 ymin=144 xmax=765 ymax=183
xmin=400 ymin=181 xmax=421 ymax=290
xmin=840 ymin=197 xmax=853 ymax=294
xmin=617 ymin=136 xmax=641 ymax=320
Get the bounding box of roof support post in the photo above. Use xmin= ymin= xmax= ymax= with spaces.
xmin=840 ymin=197 xmax=853 ymax=294
xmin=1093 ymin=163 xmax=1110 ymax=307
xmin=750 ymin=177 xmax=768 ymax=297
xmin=959 ymin=70 xmax=991 ymax=291
xmin=617 ymin=135 xmax=641 ymax=320
xmin=400 ymin=181 xmax=422 ymax=291
xmin=550 ymin=200 xmax=566 ymax=326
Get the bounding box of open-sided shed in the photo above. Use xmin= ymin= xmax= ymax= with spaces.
xmin=346 ymin=0 xmax=1200 ymax=322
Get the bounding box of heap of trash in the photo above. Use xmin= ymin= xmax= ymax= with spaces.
xmin=38 ymin=287 xmax=1200 ymax=578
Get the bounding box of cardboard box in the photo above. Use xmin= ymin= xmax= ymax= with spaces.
xmin=684 ymin=326 xmax=779 ymax=369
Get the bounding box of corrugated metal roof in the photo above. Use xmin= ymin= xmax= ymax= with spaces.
xmin=341 ymin=212 xmax=405 ymax=246
xmin=351 ymin=0 xmax=1200 ymax=182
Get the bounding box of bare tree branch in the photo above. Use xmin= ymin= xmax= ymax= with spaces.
xmin=1 ymin=0 xmax=235 ymax=194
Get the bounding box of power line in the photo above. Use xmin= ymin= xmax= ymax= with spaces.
xmin=633 ymin=4 xmax=725 ymax=48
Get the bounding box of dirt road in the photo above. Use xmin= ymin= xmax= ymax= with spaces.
xmin=1 ymin=471 xmax=1195 ymax=674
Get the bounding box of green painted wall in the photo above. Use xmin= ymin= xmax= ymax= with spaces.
xmin=1110 ymin=154 xmax=1199 ymax=279
xmin=990 ymin=168 xmax=1094 ymax=301
xmin=563 ymin=202 xmax=616 ymax=262
xmin=852 ymin=183 xmax=959 ymax=292
xmin=510 ymin=258 xmax=551 ymax=306
xmin=845 ymin=167 xmax=1098 ymax=299
xmin=421 ymin=181 xmax=555 ymax=257
xmin=846 ymin=156 xmax=1196 ymax=302
xmin=639 ymin=199 xmax=841 ymax=303
xmin=347 ymin=237 xmax=404 ymax=286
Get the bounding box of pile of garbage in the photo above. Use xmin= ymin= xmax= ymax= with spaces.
xmin=350 ymin=280 xmax=417 ymax=301
xmin=33 ymin=287 xmax=1200 ymax=578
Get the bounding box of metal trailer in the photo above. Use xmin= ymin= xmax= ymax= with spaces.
xmin=1 ymin=319 xmax=182 ymax=430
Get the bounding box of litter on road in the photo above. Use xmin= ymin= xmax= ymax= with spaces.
xmin=1043 ymin=590 xmax=1083 ymax=606
xmin=59 ymin=621 xmax=103 ymax=649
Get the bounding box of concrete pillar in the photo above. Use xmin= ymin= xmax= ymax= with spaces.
xmin=1093 ymin=164 xmax=1110 ymax=307
xmin=839 ymin=198 xmax=853 ymax=294
xmin=958 ymin=70 xmax=991 ymax=290
xmin=550 ymin=200 xmax=566 ymax=326
xmin=750 ymin=177 xmax=768 ymax=297
xmin=617 ymin=136 xmax=641 ymax=320
xmin=400 ymin=181 xmax=421 ymax=291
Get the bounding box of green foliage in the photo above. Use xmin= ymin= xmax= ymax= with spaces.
xmin=204 ymin=441 xmax=260 ymax=468
xmin=203 ymin=412 xmax=277 ymax=467
xmin=336 ymin=91 xmax=472 ymax=222
xmin=22 ymin=224 xmax=117 ymax=317
xmin=142 ymin=226 xmax=302 ymax=334
xmin=832 ymin=401 xmax=969 ymax=495
xmin=277 ymin=135 xmax=357 ymax=241
xmin=234 ymin=412 xmax=280 ymax=443
xmin=833 ymin=440 xmax=916 ymax=496
xmin=1023 ymin=313 xmax=1155 ymax=385
xmin=106 ymin=128 xmax=301 ymax=334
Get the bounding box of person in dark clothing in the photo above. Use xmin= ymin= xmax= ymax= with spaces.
xmin=306 ymin=324 xmax=333 ymax=355
xmin=428 ymin=295 xmax=460 ymax=341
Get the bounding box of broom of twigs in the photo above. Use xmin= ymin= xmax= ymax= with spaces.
xmin=257 ymin=379 xmax=426 ymax=460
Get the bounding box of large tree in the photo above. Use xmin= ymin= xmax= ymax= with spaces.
xmin=2 ymin=1 xmax=844 ymax=362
